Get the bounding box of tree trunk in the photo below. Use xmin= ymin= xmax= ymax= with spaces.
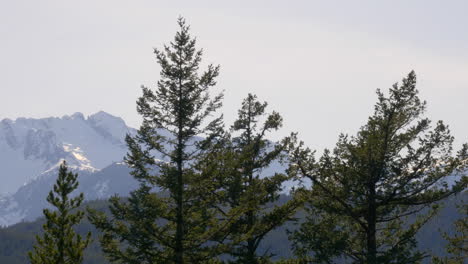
xmin=366 ymin=184 xmax=377 ymax=264
xmin=175 ymin=159 xmax=184 ymax=264
xmin=175 ymin=77 xmax=184 ymax=264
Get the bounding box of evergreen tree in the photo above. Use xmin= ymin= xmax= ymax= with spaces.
xmin=89 ymin=17 xmax=229 ymax=263
xmin=28 ymin=161 xmax=91 ymax=264
xmin=432 ymin=194 xmax=467 ymax=264
xmin=220 ymin=94 xmax=301 ymax=263
xmin=287 ymin=71 xmax=468 ymax=264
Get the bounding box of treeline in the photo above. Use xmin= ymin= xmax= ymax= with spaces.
xmin=27 ymin=18 xmax=467 ymax=264
xmin=0 ymin=193 xmax=465 ymax=263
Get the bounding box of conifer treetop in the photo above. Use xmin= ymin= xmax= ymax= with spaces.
xmin=29 ymin=161 xmax=91 ymax=264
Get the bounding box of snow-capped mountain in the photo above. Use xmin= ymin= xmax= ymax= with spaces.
xmin=0 ymin=111 xmax=140 ymax=226
xmin=0 ymin=111 xmax=136 ymax=195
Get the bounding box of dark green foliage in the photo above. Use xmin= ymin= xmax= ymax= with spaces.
xmin=214 ymin=94 xmax=302 ymax=263
xmin=28 ymin=162 xmax=91 ymax=264
xmin=432 ymin=193 xmax=467 ymax=264
xmin=0 ymin=193 xmax=465 ymax=263
xmin=89 ymin=17 xmax=230 ymax=263
xmin=0 ymin=199 xmax=118 ymax=264
xmin=288 ymin=71 xmax=468 ymax=264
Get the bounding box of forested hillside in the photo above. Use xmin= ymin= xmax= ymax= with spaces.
xmin=0 ymin=193 xmax=465 ymax=264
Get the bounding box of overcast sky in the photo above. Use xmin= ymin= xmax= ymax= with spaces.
xmin=1 ymin=0 xmax=467 ymax=151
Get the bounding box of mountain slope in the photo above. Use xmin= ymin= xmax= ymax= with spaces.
xmin=0 ymin=162 xmax=137 ymax=227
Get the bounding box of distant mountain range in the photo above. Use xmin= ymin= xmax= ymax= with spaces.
xmin=0 ymin=112 xmax=138 ymax=226
xmin=0 ymin=111 xmax=295 ymax=227
xmin=0 ymin=111 xmax=136 ymax=194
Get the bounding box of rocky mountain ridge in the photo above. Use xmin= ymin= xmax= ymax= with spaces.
xmin=0 ymin=111 xmax=136 ymax=195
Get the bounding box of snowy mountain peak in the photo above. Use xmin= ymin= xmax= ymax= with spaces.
xmin=0 ymin=111 xmax=136 ymax=195
xmin=87 ymin=111 xmax=130 ymax=145
xmin=69 ymin=112 xmax=86 ymax=120
xmin=89 ymin=110 xmax=122 ymax=121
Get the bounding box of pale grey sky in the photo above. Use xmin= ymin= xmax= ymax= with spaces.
xmin=1 ymin=0 xmax=467 ymax=151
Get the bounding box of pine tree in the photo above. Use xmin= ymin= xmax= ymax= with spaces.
xmin=220 ymin=94 xmax=301 ymax=263
xmin=288 ymin=71 xmax=468 ymax=264
xmin=89 ymin=17 xmax=229 ymax=263
xmin=432 ymin=194 xmax=467 ymax=264
xmin=28 ymin=161 xmax=91 ymax=264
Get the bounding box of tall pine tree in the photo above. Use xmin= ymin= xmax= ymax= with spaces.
xmin=28 ymin=161 xmax=91 ymax=264
xmin=220 ymin=94 xmax=301 ymax=263
xmin=288 ymin=71 xmax=468 ymax=264
xmin=89 ymin=17 xmax=230 ymax=264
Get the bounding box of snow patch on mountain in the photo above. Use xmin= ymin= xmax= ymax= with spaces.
xmin=93 ymin=179 xmax=111 ymax=199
